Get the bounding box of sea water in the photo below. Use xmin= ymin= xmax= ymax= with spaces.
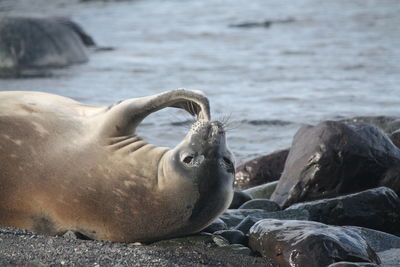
xmin=1 ymin=0 xmax=399 ymax=162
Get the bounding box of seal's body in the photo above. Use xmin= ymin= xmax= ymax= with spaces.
xmin=0 ymin=90 xmax=234 ymax=242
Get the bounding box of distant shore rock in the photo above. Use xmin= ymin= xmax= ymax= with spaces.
xmin=229 ymin=18 xmax=295 ymax=28
xmin=0 ymin=17 xmax=95 ymax=77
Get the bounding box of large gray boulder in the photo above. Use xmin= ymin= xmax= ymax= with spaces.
xmin=271 ymin=121 xmax=400 ymax=207
xmin=0 ymin=17 xmax=94 ymax=77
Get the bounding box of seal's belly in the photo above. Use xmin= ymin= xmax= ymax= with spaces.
xmin=0 ymin=113 xmax=95 ymax=234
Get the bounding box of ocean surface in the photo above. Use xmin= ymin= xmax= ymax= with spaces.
xmin=1 ymin=0 xmax=399 ymax=163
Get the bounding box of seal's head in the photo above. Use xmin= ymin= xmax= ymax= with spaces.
xmin=163 ymin=120 xmax=234 ymax=232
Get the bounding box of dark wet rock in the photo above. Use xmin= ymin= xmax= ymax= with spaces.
xmin=242 ymin=181 xmax=278 ymax=199
xmin=328 ymin=262 xmax=379 ymax=267
xmin=219 ymin=209 xmax=310 ymax=228
xmin=229 ymin=190 xmax=252 ymax=209
xmin=340 ymin=116 xmax=400 ymax=135
xmin=238 ymin=199 xmax=280 ymax=212
xmin=377 ymin=248 xmax=400 ymax=267
xmin=213 ymin=230 xmax=247 ymax=246
xmin=235 ymin=149 xmax=289 ymax=189
xmin=271 ymin=121 xmax=400 ymax=208
xmin=381 ymin=166 xmax=400 ymax=193
xmin=389 ymin=129 xmax=400 ymax=148
xmin=0 ymin=17 xmax=94 ymax=77
xmin=286 ymin=187 xmax=400 ymax=236
xmin=229 ymin=18 xmax=295 ymax=28
xmin=344 ymin=226 xmax=400 ymax=253
xmin=202 ymin=218 xmax=227 ymax=233
xmin=234 ymin=216 xmax=262 ymax=234
xmin=249 ymin=219 xmax=380 ymax=267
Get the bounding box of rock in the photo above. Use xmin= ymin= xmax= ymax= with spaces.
xmin=328 ymin=262 xmax=379 ymax=267
xmin=61 ymin=230 xmax=92 ymax=240
xmin=202 ymin=218 xmax=228 ymax=233
xmin=235 ymin=149 xmax=289 ymax=189
xmin=234 ymin=216 xmax=262 ymax=234
xmin=271 ymin=121 xmax=400 ymax=207
xmin=345 ymin=226 xmax=400 ymax=252
xmin=340 ymin=116 xmax=400 ymax=134
xmin=249 ymin=219 xmax=380 ymax=267
xmin=229 ymin=191 xmax=252 ymax=209
xmin=243 ymin=181 xmax=278 ymax=199
xmin=213 ymin=230 xmax=247 ymax=246
xmin=211 ymin=235 xmax=230 ymax=247
xmin=286 ymin=187 xmax=400 ymax=236
xmin=377 ymin=248 xmax=400 ymax=267
xmin=389 ymin=129 xmax=400 ymax=148
xmin=219 ymin=209 xmax=310 ymax=228
xmin=229 ymin=18 xmax=295 ymax=28
xmin=0 ymin=17 xmax=93 ymax=77
xmin=238 ymin=199 xmax=280 ymax=212
xmin=50 ymin=16 xmax=96 ymax=47
xmin=380 ymin=166 xmax=400 ymax=193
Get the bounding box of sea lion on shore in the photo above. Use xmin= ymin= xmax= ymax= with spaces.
xmin=0 ymin=89 xmax=235 ymax=243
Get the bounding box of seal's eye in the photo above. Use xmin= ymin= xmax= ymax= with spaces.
xmin=183 ymin=156 xmax=194 ymax=164
xmin=223 ymin=157 xmax=235 ymax=174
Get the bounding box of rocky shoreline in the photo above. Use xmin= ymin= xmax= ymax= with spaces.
xmin=1 ymin=116 xmax=400 ymax=266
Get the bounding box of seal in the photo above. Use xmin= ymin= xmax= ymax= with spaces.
xmin=0 ymin=89 xmax=235 ymax=243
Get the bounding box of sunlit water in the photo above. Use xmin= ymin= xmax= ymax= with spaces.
xmin=1 ymin=0 xmax=399 ymax=162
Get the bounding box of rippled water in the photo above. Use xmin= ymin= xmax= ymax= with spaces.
xmin=1 ymin=0 xmax=399 ymax=162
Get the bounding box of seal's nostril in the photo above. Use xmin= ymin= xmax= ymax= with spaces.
xmin=223 ymin=157 xmax=235 ymax=173
xmin=183 ymin=156 xmax=194 ymax=164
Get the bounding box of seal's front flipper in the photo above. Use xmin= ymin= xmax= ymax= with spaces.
xmin=100 ymin=89 xmax=211 ymax=137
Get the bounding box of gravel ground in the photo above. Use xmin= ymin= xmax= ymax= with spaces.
xmin=0 ymin=227 xmax=269 ymax=266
